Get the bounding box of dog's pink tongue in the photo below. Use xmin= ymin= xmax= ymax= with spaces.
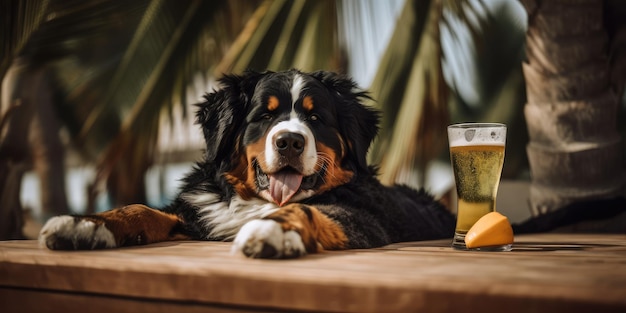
xmin=269 ymin=171 xmax=303 ymax=206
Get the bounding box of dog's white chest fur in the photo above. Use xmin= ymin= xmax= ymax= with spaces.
xmin=182 ymin=192 xmax=279 ymax=240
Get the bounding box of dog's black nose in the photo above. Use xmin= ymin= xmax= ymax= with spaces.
xmin=275 ymin=132 xmax=305 ymax=157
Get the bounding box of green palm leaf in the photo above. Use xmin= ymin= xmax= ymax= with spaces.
xmin=368 ymin=0 xmax=448 ymax=187
xmin=218 ymin=0 xmax=341 ymax=75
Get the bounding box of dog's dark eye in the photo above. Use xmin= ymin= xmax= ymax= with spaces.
xmin=308 ymin=114 xmax=320 ymax=122
xmin=260 ymin=113 xmax=273 ymax=121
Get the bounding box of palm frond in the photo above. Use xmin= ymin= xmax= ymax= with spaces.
xmin=289 ymin=0 xmax=339 ymax=71
xmin=4 ymin=0 xmax=266 ymax=208
xmin=373 ymin=0 xmax=449 ymax=187
xmin=219 ymin=0 xmax=341 ymax=74
xmin=86 ymin=0 xmax=262 ymax=206
xmin=368 ymin=0 xmax=527 ymax=187
xmin=367 ymin=0 xmax=433 ymax=166
xmin=0 ymin=0 xmax=50 ymax=77
xmin=79 ymin=1 xmax=207 ymax=141
xmin=441 ymin=0 xmax=490 ymax=43
xmin=443 ymin=1 xmax=528 ymax=178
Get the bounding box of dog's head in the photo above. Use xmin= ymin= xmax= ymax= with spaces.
xmin=196 ymin=70 xmax=379 ymax=206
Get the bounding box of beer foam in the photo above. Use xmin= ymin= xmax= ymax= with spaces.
xmin=448 ymin=125 xmax=506 ymax=147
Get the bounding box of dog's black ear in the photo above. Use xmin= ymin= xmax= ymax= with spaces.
xmin=311 ymin=71 xmax=380 ymax=172
xmin=196 ymin=71 xmax=266 ymax=163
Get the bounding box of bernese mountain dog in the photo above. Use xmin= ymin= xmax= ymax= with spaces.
xmin=39 ymin=69 xmax=456 ymax=258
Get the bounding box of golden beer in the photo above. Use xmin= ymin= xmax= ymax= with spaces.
xmin=447 ymin=123 xmax=507 ymax=250
xmin=450 ymin=145 xmax=505 ymax=232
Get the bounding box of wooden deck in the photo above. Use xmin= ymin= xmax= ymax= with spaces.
xmin=1 ymin=234 xmax=625 ymax=312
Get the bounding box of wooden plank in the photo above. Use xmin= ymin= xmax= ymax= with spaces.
xmin=1 ymin=234 xmax=625 ymax=312
xmin=0 ymin=287 xmax=282 ymax=313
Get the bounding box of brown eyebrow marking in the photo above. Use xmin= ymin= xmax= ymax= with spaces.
xmin=303 ymin=96 xmax=314 ymax=112
xmin=268 ymin=96 xmax=280 ymax=111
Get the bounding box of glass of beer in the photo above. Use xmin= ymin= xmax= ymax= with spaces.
xmin=448 ymin=123 xmax=509 ymax=251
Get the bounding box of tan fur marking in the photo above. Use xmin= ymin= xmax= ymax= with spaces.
xmin=225 ymin=152 xmax=256 ymax=200
xmin=225 ymin=136 xmax=266 ymax=200
xmin=315 ymin=143 xmax=353 ymax=194
xmin=266 ymin=204 xmax=347 ymax=252
xmin=268 ymin=96 xmax=280 ymax=111
xmin=93 ymin=204 xmax=187 ymax=246
xmin=302 ymin=96 xmax=314 ymax=112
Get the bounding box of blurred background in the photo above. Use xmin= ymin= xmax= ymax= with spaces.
xmin=1 ymin=0 xmax=625 ymax=239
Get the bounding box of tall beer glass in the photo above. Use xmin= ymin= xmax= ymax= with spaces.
xmin=448 ymin=123 xmax=508 ymax=251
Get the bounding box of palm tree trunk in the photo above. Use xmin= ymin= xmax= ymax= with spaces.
xmin=1 ymin=60 xmax=70 ymax=238
xmin=521 ymin=0 xmax=625 ymax=215
xmin=29 ymin=67 xmax=68 ymax=218
xmin=0 ymin=99 xmax=28 ymax=239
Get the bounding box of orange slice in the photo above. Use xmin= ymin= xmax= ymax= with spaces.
xmin=465 ymin=212 xmax=514 ymax=248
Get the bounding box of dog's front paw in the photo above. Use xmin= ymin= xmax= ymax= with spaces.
xmin=39 ymin=216 xmax=117 ymax=250
xmin=232 ymin=220 xmax=306 ymax=259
